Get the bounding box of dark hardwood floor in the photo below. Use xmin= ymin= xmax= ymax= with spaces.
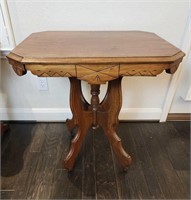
xmin=1 ymin=121 xmax=190 ymax=199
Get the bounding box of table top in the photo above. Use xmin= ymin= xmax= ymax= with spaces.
xmin=7 ymin=31 xmax=185 ymax=84
xmin=8 ymin=31 xmax=184 ymax=63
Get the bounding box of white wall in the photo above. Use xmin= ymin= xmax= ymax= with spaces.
xmin=170 ymin=50 xmax=191 ymax=113
xmin=0 ymin=0 xmax=190 ymax=121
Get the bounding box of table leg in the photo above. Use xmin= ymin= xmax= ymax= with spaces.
xmin=66 ymin=78 xmax=90 ymax=133
xmin=64 ymin=77 xmax=132 ymax=171
xmin=64 ymin=78 xmax=91 ymax=171
xmin=98 ymin=77 xmax=132 ymax=169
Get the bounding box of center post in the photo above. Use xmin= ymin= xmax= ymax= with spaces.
xmin=90 ymin=84 xmax=100 ymax=130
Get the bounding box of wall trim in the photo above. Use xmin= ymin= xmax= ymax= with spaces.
xmin=120 ymin=108 xmax=161 ymax=120
xmin=0 ymin=50 xmax=10 ymax=59
xmin=167 ymin=113 xmax=191 ymax=121
xmin=0 ymin=108 xmax=72 ymax=121
xmin=160 ymin=10 xmax=191 ymax=122
xmin=0 ymin=107 xmax=162 ymax=121
xmin=184 ymin=86 xmax=191 ymax=101
xmin=0 ymin=0 xmax=16 ymax=48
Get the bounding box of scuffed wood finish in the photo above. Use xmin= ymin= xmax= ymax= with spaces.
xmin=7 ymin=31 xmax=184 ymax=64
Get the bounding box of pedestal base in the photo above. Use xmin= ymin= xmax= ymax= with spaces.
xmin=64 ymin=77 xmax=132 ymax=171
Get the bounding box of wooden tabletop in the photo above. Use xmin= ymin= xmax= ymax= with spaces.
xmin=7 ymin=31 xmax=185 ymax=84
xmin=7 ymin=31 xmax=184 ymax=64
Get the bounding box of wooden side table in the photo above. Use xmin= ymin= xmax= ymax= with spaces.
xmin=7 ymin=31 xmax=185 ymax=171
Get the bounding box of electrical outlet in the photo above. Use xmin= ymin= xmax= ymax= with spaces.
xmin=36 ymin=77 xmax=48 ymax=91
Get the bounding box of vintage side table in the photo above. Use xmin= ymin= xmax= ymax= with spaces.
xmin=7 ymin=31 xmax=185 ymax=171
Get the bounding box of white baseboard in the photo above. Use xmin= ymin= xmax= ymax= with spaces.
xmin=0 ymin=108 xmax=72 ymax=121
xmin=120 ymin=108 xmax=162 ymax=120
xmin=0 ymin=107 xmax=162 ymax=121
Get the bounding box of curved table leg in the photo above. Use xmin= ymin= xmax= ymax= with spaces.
xmin=64 ymin=77 xmax=132 ymax=171
xmin=102 ymin=125 xmax=132 ymax=169
xmin=98 ymin=78 xmax=132 ymax=170
xmin=66 ymin=78 xmax=90 ymax=133
xmin=64 ymin=114 xmax=91 ymax=171
xmin=64 ymin=78 xmax=91 ymax=171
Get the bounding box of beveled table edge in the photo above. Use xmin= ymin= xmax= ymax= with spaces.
xmin=6 ymin=51 xmax=185 ymax=64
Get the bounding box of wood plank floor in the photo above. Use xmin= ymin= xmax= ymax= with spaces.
xmin=1 ymin=121 xmax=190 ymax=199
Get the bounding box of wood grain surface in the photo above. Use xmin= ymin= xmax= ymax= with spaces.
xmin=9 ymin=31 xmax=182 ymax=61
xmin=1 ymin=121 xmax=190 ymax=199
xmin=7 ymin=31 xmax=185 ymax=84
